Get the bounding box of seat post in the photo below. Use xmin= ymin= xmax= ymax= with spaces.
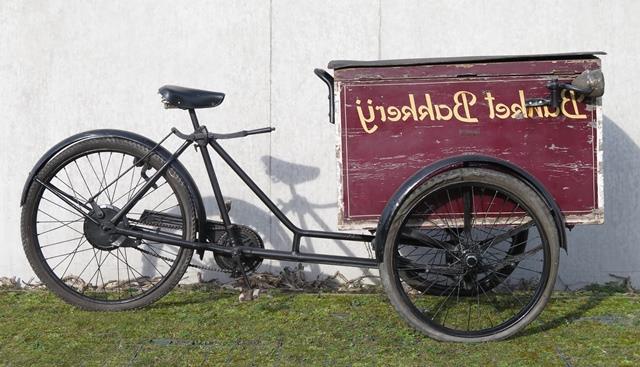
xmin=188 ymin=108 xmax=200 ymax=131
xmin=187 ymin=107 xmax=234 ymax=230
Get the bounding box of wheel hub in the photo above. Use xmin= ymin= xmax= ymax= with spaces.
xmin=464 ymin=253 xmax=479 ymax=268
xmin=84 ymin=205 xmax=133 ymax=250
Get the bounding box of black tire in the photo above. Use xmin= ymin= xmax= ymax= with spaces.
xmin=21 ymin=137 xmax=196 ymax=311
xmin=380 ymin=168 xmax=559 ymax=342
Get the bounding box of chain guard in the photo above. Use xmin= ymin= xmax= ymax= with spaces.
xmin=132 ymin=225 xmax=265 ymax=275
xmin=136 ymin=210 xmax=265 ymax=274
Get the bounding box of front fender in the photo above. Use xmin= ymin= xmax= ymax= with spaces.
xmin=20 ymin=129 xmax=208 ymax=241
xmin=373 ymin=155 xmax=567 ymax=261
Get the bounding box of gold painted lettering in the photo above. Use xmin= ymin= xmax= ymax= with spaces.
xmin=561 ymin=90 xmax=587 ymax=119
xmin=495 ymin=103 xmax=510 ymax=119
xmin=484 ymin=92 xmax=496 ymax=119
xmin=387 ymin=106 xmax=401 ymax=121
xmin=543 ymin=106 xmax=560 ymax=118
xmin=353 ymin=87 xmax=585 ymax=135
xmin=527 ymin=106 xmax=544 ymax=118
xmin=511 ymin=90 xmax=528 ymax=118
xmin=435 ymin=104 xmax=453 ymax=121
xmin=418 ymin=94 xmax=435 ymax=121
xmin=401 ymin=94 xmax=419 ymax=121
xmin=453 ymin=91 xmax=478 ymax=123
xmin=356 ymin=98 xmax=378 ymax=134
xmin=375 ymin=105 xmax=387 ymax=122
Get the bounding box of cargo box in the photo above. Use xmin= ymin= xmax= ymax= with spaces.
xmin=329 ymin=52 xmax=604 ymax=229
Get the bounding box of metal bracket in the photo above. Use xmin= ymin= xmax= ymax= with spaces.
xmin=171 ymin=126 xmax=209 ymax=147
xmin=525 ymin=69 xmax=604 ymax=109
xmin=314 ymin=68 xmax=335 ymax=124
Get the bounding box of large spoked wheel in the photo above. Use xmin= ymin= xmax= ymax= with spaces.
xmin=21 ymin=137 xmax=196 ymax=311
xmin=380 ymin=168 xmax=559 ymax=342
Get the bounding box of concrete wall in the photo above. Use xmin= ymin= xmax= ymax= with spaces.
xmin=2 ymin=0 xmax=639 ymax=288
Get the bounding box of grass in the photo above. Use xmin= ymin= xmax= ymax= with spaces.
xmin=0 ymin=286 xmax=639 ymax=366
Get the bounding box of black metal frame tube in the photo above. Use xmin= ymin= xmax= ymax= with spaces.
xmin=207 ymin=139 xmax=374 ymax=243
xmin=111 ymin=140 xmax=192 ymax=224
xmin=111 ymin=109 xmax=377 ymax=268
xmin=189 ymin=109 xmax=233 ymax=230
xmin=115 ymin=227 xmax=377 ymax=268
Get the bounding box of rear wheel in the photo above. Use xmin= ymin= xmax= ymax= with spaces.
xmin=21 ymin=137 xmax=196 ymax=311
xmin=380 ymin=168 xmax=559 ymax=342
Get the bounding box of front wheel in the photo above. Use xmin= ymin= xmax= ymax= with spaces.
xmin=380 ymin=168 xmax=559 ymax=342
xmin=21 ymin=137 xmax=197 ymax=311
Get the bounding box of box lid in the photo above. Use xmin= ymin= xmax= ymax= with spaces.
xmin=328 ymin=51 xmax=605 ymax=70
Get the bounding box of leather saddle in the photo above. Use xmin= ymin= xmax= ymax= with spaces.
xmin=158 ymin=85 xmax=225 ymax=109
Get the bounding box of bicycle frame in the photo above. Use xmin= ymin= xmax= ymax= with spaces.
xmin=107 ymin=109 xmax=377 ymax=268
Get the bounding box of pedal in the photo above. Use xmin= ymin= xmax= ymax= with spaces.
xmin=236 ymin=257 xmax=252 ymax=290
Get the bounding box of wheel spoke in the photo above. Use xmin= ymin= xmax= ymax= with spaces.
xmin=388 ymin=169 xmax=556 ymax=340
xmin=26 ymin=146 xmax=191 ymax=307
xmin=463 ymin=187 xmax=473 ymax=244
xmin=40 ymin=194 xmax=87 ymax=220
xmin=97 ymin=152 xmax=115 ymax=204
xmin=110 ymin=154 xmax=126 ymax=203
xmin=37 ymin=219 xmax=84 ymax=236
xmin=45 ymin=246 xmax=94 ymax=261
xmin=41 ymin=236 xmax=84 ymax=249
xmin=86 ymin=155 xmax=110 ymax=204
xmin=51 ymin=237 xmax=87 ymax=272
xmin=38 ymin=209 xmax=85 ymax=237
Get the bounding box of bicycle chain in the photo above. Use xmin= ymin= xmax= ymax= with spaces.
xmin=128 ymin=218 xmax=231 ymax=273
xmin=132 ymin=246 xmax=230 ymax=273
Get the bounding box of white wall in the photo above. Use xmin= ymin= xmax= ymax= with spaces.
xmin=1 ymin=0 xmax=639 ymax=288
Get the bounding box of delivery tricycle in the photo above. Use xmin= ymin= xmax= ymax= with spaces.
xmin=20 ymin=51 xmax=605 ymax=342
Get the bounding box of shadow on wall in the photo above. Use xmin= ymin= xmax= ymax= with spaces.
xmin=559 ymin=116 xmax=640 ymax=288
xmin=197 ymin=155 xmax=375 ymax=282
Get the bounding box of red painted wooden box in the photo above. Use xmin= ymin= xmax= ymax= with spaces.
xmin=329 ymin=52 xmax=604 ymax=229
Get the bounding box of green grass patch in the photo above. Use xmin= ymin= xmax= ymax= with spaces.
xmin=0 ymin=288 xmax=639 ymax=366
